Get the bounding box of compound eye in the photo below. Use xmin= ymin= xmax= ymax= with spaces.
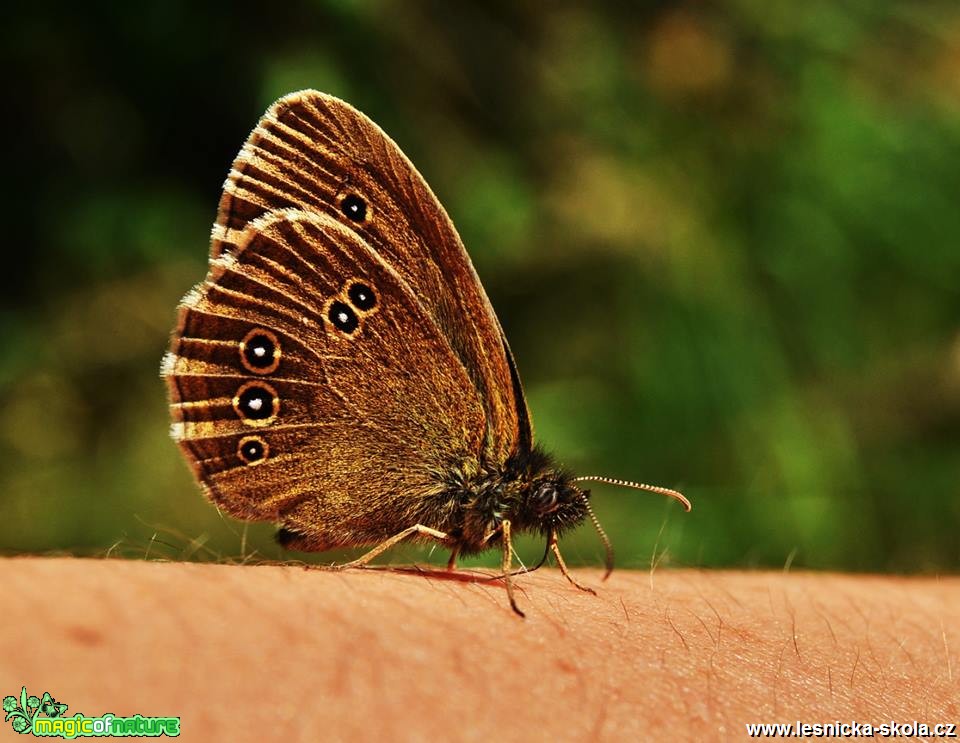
xmin=533 ymin=484 xmax=559 ymax=514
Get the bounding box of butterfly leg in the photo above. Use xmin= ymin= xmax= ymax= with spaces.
xmin=549 ymin=532 xmax=597 ymax=596
xmin=327 ymin=524 xmax=451 ymax=570
xmin=446 ymin=546 xmax=459 ymax=571
xmin=501 ymin=519 xmax=525 ymax=617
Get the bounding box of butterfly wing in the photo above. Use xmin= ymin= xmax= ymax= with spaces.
xmin=164 ymin=210 xmax=487 ymax=549
xmin=210 ymin=90 xmax=531 ymax=460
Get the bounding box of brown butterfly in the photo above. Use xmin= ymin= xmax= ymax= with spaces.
xmin=162 ymin=91 xmax=690 ymax=616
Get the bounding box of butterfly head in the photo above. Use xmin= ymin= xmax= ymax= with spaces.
xmin=516 ymin=475 xmax=588 ymax=535
xmin=502 ymin=458 xmax=691 ymax=579
xmin=504 ymin=467 xmax=615 ymax=577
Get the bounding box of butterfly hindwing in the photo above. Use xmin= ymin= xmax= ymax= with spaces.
xmin=165 ymin=210 xmax=487 ymax=549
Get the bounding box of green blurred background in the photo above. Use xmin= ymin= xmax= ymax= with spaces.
xmin=3 ymin=1 xmax=958 ymax=572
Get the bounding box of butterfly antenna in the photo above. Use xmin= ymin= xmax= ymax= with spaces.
xmin=574 ymin=487 xmax=615 ymax=580
xmin=574 ymin=476 xmax=692 ymax=512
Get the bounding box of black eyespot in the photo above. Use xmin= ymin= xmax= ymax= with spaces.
xmin=532 ymin=484 xmax=559 ymax=515
xmin=328 ymin=301 xmax=359 ymax=334
xmin=347 ymin=282 xmax=377 ymax=311
xmin=237 ymin=436 xmax=269 ymax=464
xmin=234 ymin=382 xmax=279 ymax=424
xmin=240 ymin=328 xmax=280 ymax=374
xmin=340 ymin=194 xmax=367 ymax=222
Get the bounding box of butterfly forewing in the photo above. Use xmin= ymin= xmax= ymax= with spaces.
xmin=165 ymin=210 xmax=487 ymax=548
xmin=210 ymin=91 xmax=530 ymax=461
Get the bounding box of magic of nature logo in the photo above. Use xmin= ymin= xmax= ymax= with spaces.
xmin=3 ymin=687 xmax=180 ymax=738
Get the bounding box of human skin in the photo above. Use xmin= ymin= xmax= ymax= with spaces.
xmin=2 ymin=558 xmax=957 ymax=741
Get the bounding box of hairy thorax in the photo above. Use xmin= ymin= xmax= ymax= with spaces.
xmin=426 ymin=447 xmax=588 ymax=555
